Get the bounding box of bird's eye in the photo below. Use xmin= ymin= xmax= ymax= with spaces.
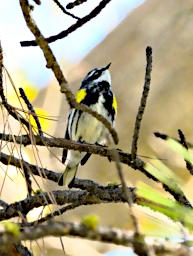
xmin=94 ymin=71 xmax=99 ymax=76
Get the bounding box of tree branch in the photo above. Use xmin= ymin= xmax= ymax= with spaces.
xmin=0 ymin=138 xmax=158 ymax=182
xmin=0 ymin=221 xmax=189 ymax=255
xmin=20 ymin=0 xmax=112 ymax=46
xmin=0 ymin=186 xmax=136 ymax=221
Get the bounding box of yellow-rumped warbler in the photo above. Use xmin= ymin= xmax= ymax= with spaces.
xmin=58 ymin=63 xmax=117 ymax=187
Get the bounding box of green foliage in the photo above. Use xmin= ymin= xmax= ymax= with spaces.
xmin=168 ymin=138 xmax=193 ymax=164
xmin=137 ymin=182 xmax=193 ymax=230
xmin=144 ymin=161 xmax=182 ymax=194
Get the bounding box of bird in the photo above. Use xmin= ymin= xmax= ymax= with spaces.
xmin=58 ymin=63 xmax=117 ymax=187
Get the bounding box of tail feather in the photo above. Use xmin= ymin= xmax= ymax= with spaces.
xmin=58 ymin=165 xmax=78 ymax=187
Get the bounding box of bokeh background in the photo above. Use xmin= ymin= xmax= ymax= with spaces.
xmin=1 ymin=0 xmax=193 ymax=255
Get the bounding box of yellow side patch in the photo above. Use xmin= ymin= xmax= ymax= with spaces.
xmin=113 ymin=95 xmax=117 ymax=113
xmin=76 ymin=89 xmax=87 ymax=103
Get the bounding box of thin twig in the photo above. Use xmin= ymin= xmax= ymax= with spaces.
xmin=23 ymin=164 xmax=33 ymax=197
xmin=154 ymin=132 xmax=169 ymax=140
xmin=19 ymin=0 xmax=118 ymax=144
xmin=154 ymin=131 xmax=193 ymax=147
xmin=20 ymin=0 xmax=112 ymax=46
xmin=66 ymin=0 xmax=89 ymax=9
xmin=178 ymin=129 xmax=193 ymax=175
xmin=154 ymin=131 xmax=193 ymax=156
xmin=21 ymin=202 xmax=84 ymax=227
xmin=113 ymin=150 xmax=139 ymax=232
xmin=113 ymin=150 xmax=149 ymax=256
xmin=117 ymin=162 xmax=139 ymax=231
xmin=19 ymin=87 xmax=43 ymax=137
xmin=52 ymin=0 xmax=80 ymax=20
xmin=131 ymin=46 xmax=152 ymax=160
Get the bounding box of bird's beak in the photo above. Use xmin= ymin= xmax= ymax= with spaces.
xmin=102 ymin=62 xmax=111 ymax=71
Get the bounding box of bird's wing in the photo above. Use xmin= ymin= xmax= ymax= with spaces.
xmin=62 ymin=128 xmax=70 ymax=163
xmin=80 ymin=153 xmax=91 ymax=165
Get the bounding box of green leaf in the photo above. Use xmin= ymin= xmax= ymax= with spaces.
xmin=167 ymin=138 xmax=193 ymax=164
xmin=144 ymin=162 xmax=182 ymax=194
xmin=136 ymin=182 xmax=193 ymax=231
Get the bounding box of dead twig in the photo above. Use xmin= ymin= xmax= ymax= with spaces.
xmin=178 ymin=129 xmax=193 ymax=175
xmin=113 ymin=150 xmax=149 ymax=256
xmin=52 ymin=0 xmax=80 ymax=20
xmin=20 ymin=0 xmax=112 ymax=46
xmin=20 ymin=202 xmax=85 ymax=228
xmin=131 ymin=46 xmax=152 ymax=160
xmin=66 ymin=0 xmax=89 ymax=9
xmin=155 ymin=131 xmax=193 ymax=175
xmin=19 ymin=87 xmax=43 ymax=137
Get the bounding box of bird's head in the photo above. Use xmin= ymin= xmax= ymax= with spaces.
xmin=81 ymin=63 xmax=111 ymax=89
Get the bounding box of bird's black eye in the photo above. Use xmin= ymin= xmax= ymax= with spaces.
xmin=94 ymin=69 xmax=103 ymax=78
xmin=94 ymin=71 xmax=99 ymax=76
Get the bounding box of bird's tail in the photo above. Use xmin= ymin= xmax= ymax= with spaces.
xmin=58 ymin=164 xmax=78 ymax=187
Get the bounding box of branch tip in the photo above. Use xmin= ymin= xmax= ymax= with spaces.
xmin=154 ymin=132 xmax=168 ymax=140
xmin=146 ymin=46 xmax=152 ymax=57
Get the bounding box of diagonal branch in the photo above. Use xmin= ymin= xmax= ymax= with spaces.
xmin=20 ymin=0 xmax=112 ymax=46
xmin=19 ymin=87 xmax=43 ymax=137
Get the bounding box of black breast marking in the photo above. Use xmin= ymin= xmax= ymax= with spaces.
xmin=103 ymin=91 xmax=115 ymax=122
xmin=81 ymin=90 xmax=100 ymax=106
